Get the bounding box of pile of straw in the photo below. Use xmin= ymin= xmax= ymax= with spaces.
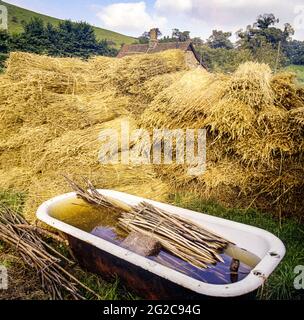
xmin=141 ymin=62 xmax=304 ymax=217
xmin=111 ymin=50 xmax=187 ymax=96
xmin=0 ymin=51 xmax=186 ymax=222
xmin=1 ymin=51 xmax=303 ymax=220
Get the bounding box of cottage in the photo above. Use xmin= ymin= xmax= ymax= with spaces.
xmin=117 ymin=28 xmax=207 ymax=69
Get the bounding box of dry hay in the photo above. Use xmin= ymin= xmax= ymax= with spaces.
xmin=0 ymin=167 xmax=33 ymax=190
xmin=106 ymin=50 xmax=190 ymax=115
xmin=141 ymin=68 xmax=216 ymax=129
xmin=5 ymin=52 xmax=99 ymax=94
xmin=227 ymin=62 xmax=273 ymax=109
xmin=0 ymin=51 xmax=175 ymax=222
xmin=74 ymin=90 xmax=131 ymax=123
xmin=6 ymin=52 xmax=88 ymax=80
xmin=140 ymin=62 xmax=304 ymax=217
xmin=271 ymin=72 xmax=304 ymax=110
xmin=290 ymin=107 xmax=304 ymax=127
xmin=204 ymin=63 xmax=274 ymax=140
xmin=2 ymin=116 xmax=168 ymax=222
xmin=89 ymin=51 xmax=188 ymax=100
xmin=89 ymin=55 xmax=121 ymax=78
xmin=1 ymin=51 xmax=304 ymax=220
xmin=112 ymin=50 xmax=187 ymax=95
xmin=141 ymin=71 xmax=186 ymax=103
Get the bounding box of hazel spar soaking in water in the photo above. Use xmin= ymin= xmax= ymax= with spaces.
xmin=50 ymin=198 xmax=260 ymax=285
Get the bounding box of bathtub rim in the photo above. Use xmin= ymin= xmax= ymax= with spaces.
xmin=36 ymin=189 xmax=286 ymax=298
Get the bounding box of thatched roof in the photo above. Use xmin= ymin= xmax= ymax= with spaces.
xmin=117 ymin=40 xmax=205 ymax=67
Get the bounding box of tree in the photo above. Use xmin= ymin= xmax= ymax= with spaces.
xmin=284 ymin=40 xmax=304 ymax=65
xmin=255 ymin=13 xmax=279 ymax=29
xmin=44 ymin=22 xmax=59 ymax=55
xmin=253 ymin=41 xmax=288 ymax=69
xmin=0 ymin=30 xmax=10 ymax=71
xmin=235 ymin=13 xmax=294 ymax=68
xmin=138 ymin=31 xmax=150 ymax=44
xmin=0 ymin=29 xmax=10 ymax=53
xmin=192 ymin=37 xmax=204 ymax=46
xmin=10 ymin=18 xmax=50 ymax=54
xmin=172 ymin=29 xmax=190 ymax=42
xmin=55 ymin=20 xmax=98 ymax=58
xmin=9 ymin=18 xmax=117 ymax=58
xmin=197 ymin=44 xmax=253 ymax=73
xmin=207 ymin=30 xmax=233 ymax=49
xmin=283 ymin=23 xmax=295 ymax=43
xmin=237 ymin=14 xmax=294 ymax=50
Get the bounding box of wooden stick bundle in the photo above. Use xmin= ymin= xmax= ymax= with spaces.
xmin=64 ymin=176 xmax=132 ymax=213
xmin=66 ymin=177 xmax=233 ymax=269
xmin=0 ymin=204 xmax=100 ymax=300
xmin=119 ymin=202 xmax=232 ymax=268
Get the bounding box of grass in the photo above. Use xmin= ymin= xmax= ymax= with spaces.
xmin=0 ymin=189 xmax=25 ymax=210
xmin=0 ymin=189 xmax=137 ymax=300
xmin=0 ymin=189 xmax=303 ymax=300
xmin=172 ymin=194 xmax=304 ymax=300
xmin=0 ymin=1 xmax=136 ymax=47
xmin=284 ymin=65 xmax=304 ymax=84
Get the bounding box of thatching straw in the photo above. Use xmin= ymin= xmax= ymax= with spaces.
xmin=1 ymin=51 xmax=183 ymax=221
xmin=140 ymin=62 xmax=304 ymax=217
xmin=1 ymin=50 xmax=304 ymax=219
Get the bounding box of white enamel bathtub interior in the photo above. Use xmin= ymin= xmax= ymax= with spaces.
xmin=36 ymin=190 xmax=285 ymax=298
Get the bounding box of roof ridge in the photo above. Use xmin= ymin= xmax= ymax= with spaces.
xmin=117 ymin=40 xmax=206 ymax=69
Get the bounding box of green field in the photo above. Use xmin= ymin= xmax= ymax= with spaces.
xmin=0 ymin=1 xmax=136 ymax=47
xmin=284 ymin=65 xmax=304 ymax=84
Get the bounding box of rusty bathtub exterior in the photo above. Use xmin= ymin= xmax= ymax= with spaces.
xmin=67 ymin=235 xmax=257 ymax=300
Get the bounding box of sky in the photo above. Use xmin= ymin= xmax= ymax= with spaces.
xmin=3 ymin=0 xmax=304 ymax=40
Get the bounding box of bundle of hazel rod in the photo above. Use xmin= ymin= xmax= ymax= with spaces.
xmin=65 ymin=177 xmax=233 ymax=269
xmin=119 ymin=202 xmax=233 ymax=268
xmin=0 ymin=204 xmax=100 ymax=300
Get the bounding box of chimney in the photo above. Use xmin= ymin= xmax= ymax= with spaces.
xmin=149 ymin=28 xmax=158 ymax=48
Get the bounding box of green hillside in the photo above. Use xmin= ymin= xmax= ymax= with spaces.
xmin=0 ymin=1 xmax=136 ymax=47
xmin=284 ymin=65 xmax=304 ymax=84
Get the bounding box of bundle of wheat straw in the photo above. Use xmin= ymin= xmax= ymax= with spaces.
xmin=1 ymin=50 xmax=304 ymax=220
xmin=111 ymin=50 xmax=187 ymax=95
xmin=0 ymin=51 xmax=174 ymax=223
xmin=140 ymin=61 xmax=304 ymax=217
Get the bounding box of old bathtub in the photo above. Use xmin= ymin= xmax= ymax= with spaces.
xmin=36 ymin=190 xmax=285 ymax=300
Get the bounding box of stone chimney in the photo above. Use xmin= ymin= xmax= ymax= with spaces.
xmin=149 ymin=28 xmax=158 ymax=48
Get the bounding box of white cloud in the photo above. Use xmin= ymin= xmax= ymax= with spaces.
xmin=96 ymin=2 xmax=167 ymax=35
xmin=155 ymin=0 xmax=193 ymax=13
xmin=211 ymin=0 xmax=278 ymax=8
xmin=154 ymin=0 xmax=304 ymax=40
xmin=155 ymin=0 xmax=283 ymax=16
